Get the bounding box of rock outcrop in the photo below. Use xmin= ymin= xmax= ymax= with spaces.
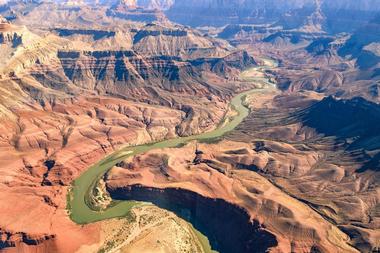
xmin=109 ymin=185 xmax=278 ymax=253
xmin=132 ymin=23 xmax=231 ymax=59
xmin=138 ymin=0 xmax=174 ymax=10
xmin=339 ymin=14 xmax=380 ymax=70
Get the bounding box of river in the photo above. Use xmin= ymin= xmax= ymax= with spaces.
xmin=68 ymin=57 xmax=278 ymax=252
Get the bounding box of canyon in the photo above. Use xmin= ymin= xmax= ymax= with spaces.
xmin=0 ymin=0 xmax=379 ymax=253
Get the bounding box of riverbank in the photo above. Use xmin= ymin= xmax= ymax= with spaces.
xmin=68 ymin=59 xmax=278 ymax=252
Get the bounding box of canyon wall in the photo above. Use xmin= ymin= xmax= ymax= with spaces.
xmin=108 ymin=185 xmax=278 ymax=253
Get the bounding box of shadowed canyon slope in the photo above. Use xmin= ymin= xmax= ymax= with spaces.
xmin=226 ymin=94 xmax=380 ymax=252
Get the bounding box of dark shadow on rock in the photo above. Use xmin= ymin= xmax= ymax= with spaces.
xmin=108 ymin=184 xmax=278 ymax=253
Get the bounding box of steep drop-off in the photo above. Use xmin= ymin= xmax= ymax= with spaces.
xmin=109 ymin=185 xmax=278 ymax=253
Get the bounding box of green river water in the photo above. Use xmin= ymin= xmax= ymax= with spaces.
xmin=68 ymin=58 xmax=277 ymax=252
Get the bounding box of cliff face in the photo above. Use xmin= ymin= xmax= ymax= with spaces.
xmin=107 ymin=4 xmax=167 ymax=23
xmin=54 ymin=49 xmax=254 ymax=101
xmin=108 ymin=185 xmax=278 ymax=253
xmin=0 ymin=230 xmax=56 ymax=250
xmin=321 ymin=0 xmax=380 ymax=32
xmin=137 ymin=0 xmax=174 ymax=10
xmin=0 ymin=20 xmax=62 ymax=75
xmin=339 ymin=14 xmax=380 ymax=70
xmin=57 ymin=50 xmax=201 ymax=96
xmin=131 ymin=24 xmax=231 ymax=59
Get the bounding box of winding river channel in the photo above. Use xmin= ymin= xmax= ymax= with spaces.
xmin=68 ymin=58 xmax=278 ymax=252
